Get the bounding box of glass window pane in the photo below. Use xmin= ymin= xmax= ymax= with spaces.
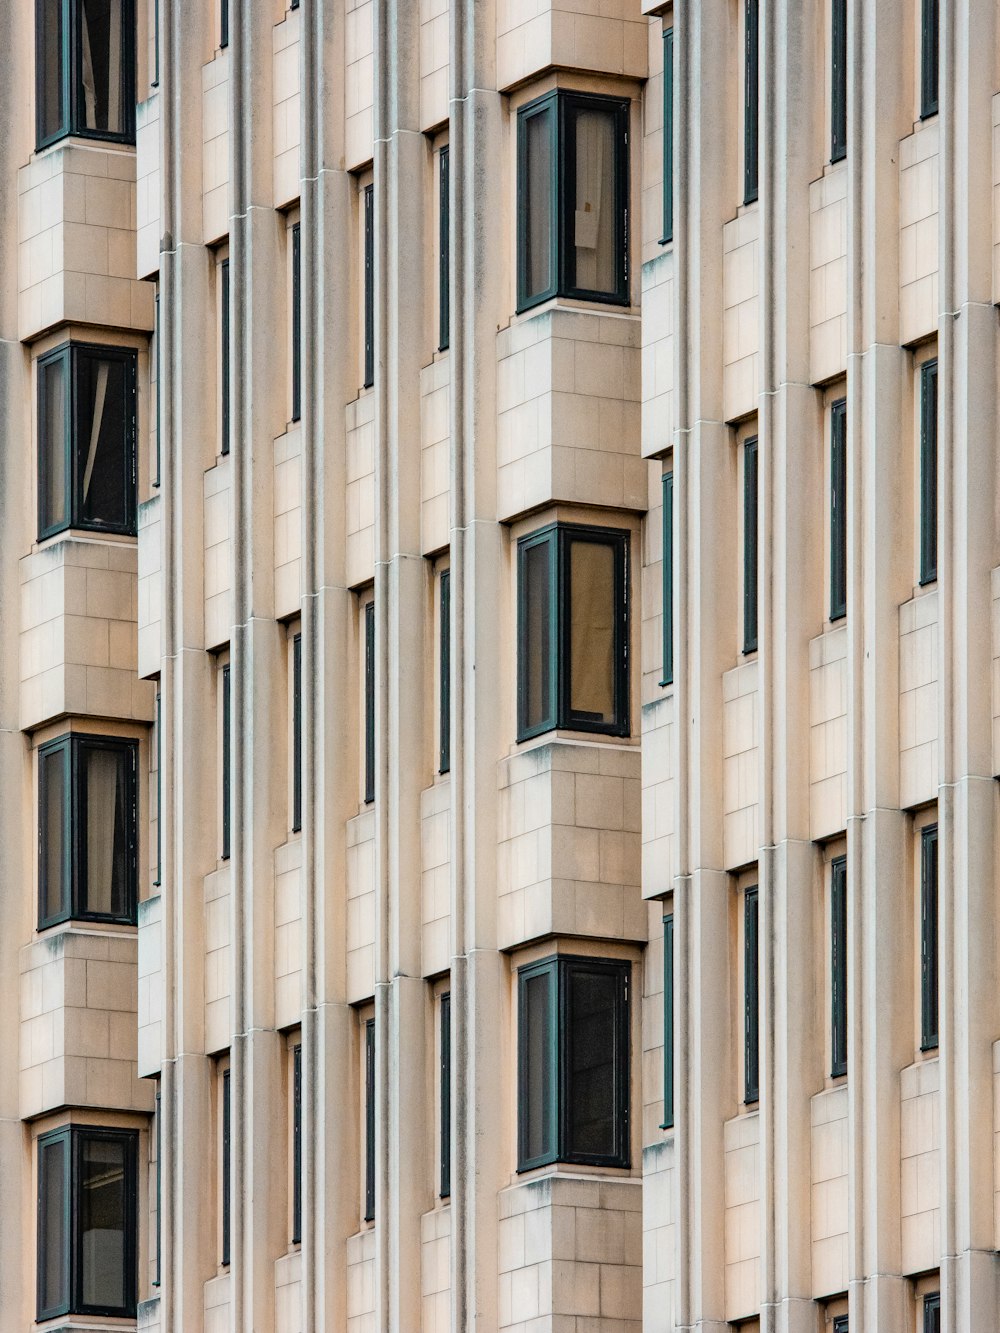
xmin=78 ymin=0 xmax=124 ymax=134
xmin=523 ymin=106 xmax=554 ymax=302
xmin=522 ymin=970 xmax=553 ymax=1163
xmin=39 ymin=1135 xmax=69 ymax=1315
xmin=79 ymin=1135 xmax=127 ymax=1311
xmin=77 ymin=352 xmax=131 ymax=531
xmin=41 ymin=746 xmax=68 ymax=923
xmin=40 ymin=354 xmax=68 ymax=534
xmin=521 ymin=538 xmax=553 ymax=733
xmin=81 ymin=744 xmax=129 ymax=918
xmin=568 ymin=538 xmax=616 ymax=724
xmin=38 ymin=0 xmax=66 ymax=143
xmin=570 ymin=106 xmax=618 ymax=296
xmin=566 ymin=967 xmax=617 ymax=1159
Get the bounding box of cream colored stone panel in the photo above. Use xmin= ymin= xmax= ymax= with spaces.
xmin=204 ymin=1274 xmax=231 ymax=1333
xmin=421 ymin=1206 xmax=451 ymax=1330
xmin=421 ymin=782 xmax=451 ymax=979
xmin=899 ymin=120 xmax=940 ymax=347
xmin=346 ymin=396 xmax=376 ymax=589
xmin=899 ymin=590 xmax=939 ymax=810
xmin=347 ymin=810 xmax=376 ymax=1003
xmin=420 ymin=0 xmax=449 ymax=131
xmin=273 ymin=11 xmax=302 ymax=209
xmin=722 ymin=661 xmax=760 ymax=871
xmin=641 ymin=252 xmax=675 ymax=460
xmin=275 ymin=838 xmax=303 ymax=1030
xmin=204 ymin=864 xmax=232 ymax=1054
xmin=275 ymin=1250 xmax=303 ymax=1333
xmin=275 ymin=426 xmax=303 ymax=619
xmin=724 ymin=1111 xmax=761 ymax=1321
xmin=642 ymin=1139 xmax=676 ymax=1331
xmin=420 ymin=358 xmax=451 ymax=556
xmin=642 ymin=694 xmax=676 ymax=900
xmin=202 ymin=54 xmax=231 ymax=245
xmin=722 ymin=210 xmax=760 ymax=423
xmin=138 ymin=494 xmax=163 ymax=679
xmin=204 ymin=458 xmax=233 ymax=651
xmin=809 ymin=626 xmax=848 ymax=840
xmin=900 ymin=1058 xmax=940 ymax=1275
xmin=810 ymin=1086 xmax=848 ymax=1298
xmin=137 ymin=894 xmax=163 ymax=1078
xmin=347 ymin=1228 xmax=376 ymax=1331
xmin=496 ymin=0 xmax=647 ymax=92
xmin=809 ymin=166 xmax=847 ymax=385
xmin=136 ymin=93 xmax=161 ymax=279
xmin=345 ymin=0 xmax=375 ymax=170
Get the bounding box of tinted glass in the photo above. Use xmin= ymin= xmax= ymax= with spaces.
xmin=568 ymin=538 xmax=616 ymax=724
xmin=41 ymin=745 xmax=68 ymax=923
xmin=521 ymin=538 xmax=553 ymax=733
xmin=38 ymin=0 xmax=66 ymax=143
xmin=39 ymin=1135 xmax=69 ymax=1315
xmin=522 ymin=969 xmax=553 ymax=1163
xmin=523 ymin=105 xmax=554 ymax=302
xmin=78 ymin=0 xmax=126 ymax=134
xmin=77 ymin=351 xmax=131 ymax=531
xmin=566 ymin=967 xmax=617 ymax=1158
xmin=81 ymin=743 xmax=129 ymax=917
xmin=79 ymin=1134 xmax=127 ymax=1310
xmin=40 ymin=353 xmax=68 ymax=534
xmin=568 ymin=104 xmax=618 ymax=296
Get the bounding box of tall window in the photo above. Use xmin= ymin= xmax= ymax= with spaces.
xmin=919 ymin=359 xmax=938 ymax=585
xmin=153 ymin=687 xmax=162 ymax=888
xmin=219 ymin=0 xmax=228 ymax=48
xmin=830 ymin=397 xmax=847 ymax=620
xmin=37 ymin=1126 xmax=138 ymax=1320
xmin=830 ymin=855 xmax=848 ymax=1078
xmin=364 ymin=1018 xmax=375 ymax=1221
xmin=744 ymin=886 xmax=759 ymax=1103
xmin=291 ymin=222 xmax=302 ymax=423
xmin=153 ymin=1086 xmax=161 ymax=1286
xmin=37 ymin=343 xmax=138 ymax=541
xmin=661 ymin=472 xmax=673 ymax=687
xmin=220 ymin=258 xmax=230 ymax=456
xmin=220 ymin=1067 xmax=231 ymax=1265
xmin=151 ymin=0 xmax=158 ymax=86
xmin=221 ymin=663 xmax=231 ymax=859
xmin=292 ymin=633 xmax=302 ymax=833
xmin=743 ymin=0 xmax=759 ymax=204
xmin=291 ymin=1042 xmax=302 ymax=1244
xmin=920 ymin=0 xmax=939 ymax=119
xmin=38 ymin=734 xmax=138 ymax=929
xmin=439 ymin=569 xmax=451 ymax=774
xmin=152 ymin=291 xmax=161 ymax=488
xmin=438 ymin=147 xmax=450 ymax=352
xmin=920 ymin=824 xmax=939 ymax=1051
xmin=661 ymin=27 xmax=674 ymax=244
xmin=440 ymin=992 xmax=451 ymax=1198
xmin=516 ymin=90 xmax=630 ymax=312
xmin=662 ymin=913 xmax=674 ymax=1129
xmin=923 ymin=1293 xmax=940 ymax=1333
xmin=363 ymin=183 xmax=374 ymax=389
xmin=364 ymin=601 xmax=375 ymax=804
xmin=517 ymin=524 xmax=630 ymax=741
xmin=517 ymin=955 xmax=630 ymax=1171
xmin=36 ymin=0 xmax=137 ymax=149
xmin=830 ymin=0 xmax=847 ymax=162
xmin=743 ymin=437 xmax=759 ymax=654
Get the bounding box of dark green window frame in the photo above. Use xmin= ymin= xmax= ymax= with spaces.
xmin=151 ymin=0 xmax=159 ymax=86
xmin=291 ymin=222 xmax=302 ymax=423
xmin=830 ymin=397 xmax=847 ymax=621
xmin=833 ymin=1317 xmax=849 ymax=1333
xmin=153 ymin=686 xmax=162 ymax=888
xmin=660 ymin=27 xmax=673 ymax=244
xmin=38 ymin=732 xmax=139 ymax=930
xmin=154 ymin=1086 xmax=161 ymax=1286
xmin=35 ymin=0 xmax=137 ymax=150
xmin=661 ymin=472 xmax=673 ymax=687
xmin=220 ymin=0 xmax=228 ymax=48
xmin=292 ymin=632 xmax=302 ymax=833
xmin=220 ymin=257 xmax=230 ymax=456
xmin=364 ymin=600 xmax=375 ymax=804
xmin=291 ymin=1042 xmax=302 ymax=1243
xmin=516 ymin=89 xmax=630 ymax=313
xmin=439 ymin=569 xmax=450 ymax=774
xmin=920 ymin=0 xmax=938 ymax=119
xmin=743 ymin=436 xmax=759 ymax=655
xmin=744 ymin=886 xmax=759 ymax=1104
xmin=831 ymin=855 xmax=848 ymax=1078
xmin=36 ymin=1124 xmax=139 ymax=1321
xmin=744 ymin=0 xmax=759 ymax=205
xmin=517 ymin=955 xmax=631 ymax=1173
xmin=221 ymin=1068 xmax=231 ymax=1265
xmin=662 ymin=914 xmax=674 ymax=1130
xmin=364 ymin=1017 xmax=375 ymax=1221
xmin=919 ymin=359 xmax=938 ymax=586
xmin=923 ymin=1292 xmax=940 ymax=1333
xmin=438 ymin=146 xmax=450 ymax=352
xmin=920 ymin=823 xmax=939 ymax=1051
xmin=221 ymin=663 xmax=231 ymax=860
xmin=37 ymin=341 xmax=138 ymax=542
xmin=440 ymin=992 xmax=451 ymax=1198
xmin=830 ymin=0 xmax=847 ymax=162
xmin=516 ymin=523 xmax=630 ymax=742
xmin=363 ymin=183 xmax=374 ymax=390
xmin=153 ymin=291 xmax=161 ymax=488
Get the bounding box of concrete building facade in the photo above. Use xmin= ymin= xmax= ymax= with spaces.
xmin=0 ymin=0 xmax=997 ymax=1330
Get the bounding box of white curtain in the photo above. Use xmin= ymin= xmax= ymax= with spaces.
xmin=574 ymin=111 xmax=615 ymax=294
xmin=86 ymin=748 xmax=119 ymax=913
xmin=81 ymin=1 xmax=122 ymax=132
xmin=81 ymin=1 xmax=96 ymax=128
xmin=82 ymin=361 xmax=109 ymax=505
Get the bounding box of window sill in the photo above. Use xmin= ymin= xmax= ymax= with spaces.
xmin=34 ymin=527 xmax=138 ymax=554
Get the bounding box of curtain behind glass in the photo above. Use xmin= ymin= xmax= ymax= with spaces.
xmin=41 ymin=356 xmax=68 ymax=532
xmin=79 ymin=0 xmax=123 ymax=133
xmin=83 ymin=746 xmax=127 ymax=916
xmin=522 ymin=539 xmax=552 ymax=731
xmin=524 ymin=107 xmax=553 ymax=300
xmin=78 ymin=353 xmax=128 ymax=529
xmin=568 ymin=539 xmax=615 ymax=723
xmin=38 ymin=0 xmax=66 ymax=142
xmin=42 ymin=748 xmax=67 ymax=921
xmin=39 ymin=1136 xmax=69 ymax=1314
xmin=79 ymin=1135 xmax=126 ymax=1310
xmin=567 ymin=969 xmax=616 ymax=1158
xmin=572 ymin=108 xmax=616 ymax=294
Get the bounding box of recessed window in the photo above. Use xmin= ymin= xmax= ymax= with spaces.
xmin=517 ymin=524 xmax=630 ymax=742
xmin=919 ymin=359 xmax=938 ymax=585
xmin=439 ymin=992 xmax=451 ymax=1198
xmin=438 ymin=146 xmax=450 ymax=352
xmin=220 ymin=1066 xmax=231 ymax=1265
xmin=364 ymin=1017 xmax=375 ymax=1221
xmin=920 ymin=823 xmax=939 ymax=1051
xmin=661 ymin=27 xmax=674 ymax=244
xmin=291 ymin=632 xmax=302 ymax=833
xmin=662 ymin=913 xmax=674 ymax=1129
xmin=153 ymin=1086 xmax=161 ymax=1286
xmin=744 ymin=885 xmax=759 ymax=1103
xmin=830 ymin=855 xmax=848 ymax=1077
xmin=37 ymin=343 xmax=138 ymax=541
xmin=36 ymin=1125 xmax=138 ymax=1321
xmin=920 ymin=0 xmax=938 ymax=118
xmin=36 ymin=0 xmax=137 ymax=149
xmin=153 ymin=687 xmax=162 ymax=888
xmin=661 ymin=472 xmax=673 ymax=687
xmin=220 ymin=257 xmax=230 ymax=456
xmin=744 ymin=0 xmax=759 ymax=204
xmin=439 ymin=569 xmax=450 ymax=774
xmin=221 ymin=662 xmax=231 ymax=859
xmin=829 ymin=397 xmax=847 ymax=621
xmin=833 ymin=1316 xmax=849 ymax=1333
xmin=363 ymin=183 xmax=374 ymax=389
xmin=923 ymin=1292 xmax=940 ymax=1333
xmin=743 ymin=436 xmax=759 ymax=655
xmin=38 ymin=733 xmax=138 ymax=929
xmin=364 ymin=600 xmax=375 ymax=804
xmin=291 ymin=222 xmax=302 ymax=423
xmin=830 ymin=0 xmax=847 ymax=162
xmin=291 ymin=1042 xmax=302 ymax=1243
xmin=517 ymin=955 xmax=630 ymax=1172
xmin=219 ymin=0 xmax=228 ymax=48
xmin=152 ymin=291 xmax=161 ymax=488
xmin=516 ymin=90 xmax=630 ymax=313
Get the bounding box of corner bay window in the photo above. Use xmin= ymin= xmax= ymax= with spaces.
xmin=517 ymin=524 xmax=629 ymax=741
xmin=517 ymin=955 xmax=630 ymax=1172
xmin=39 ymin=733 xmax=138 ymax=928
xmin=36 ymin=0 xmax=137 ymax=149
xmin=38 ymin=343 xmax=138 ymax=541
xmin=37 ymin=1125 xmax=138 ymax=1320
xmin=517 ymin=90 xmax=630 ymax=312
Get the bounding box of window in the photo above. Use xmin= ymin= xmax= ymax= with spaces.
xmin=440 ymin=992 xmax=451 ymax=1198
xmin=661 ymin=27 xmax=673 ymax=243
xmin=516 ymin=90 xmax=630 ymax=312
xmin=438 ymin=147 xmax=450 ymax=352
xmin=221 ymin=662 xmax=231 ymax=859
xmin=831 ymin=855 xmax=847 ymax=1077
xmin=744 ymin=0 xmax=759 ymax=204
xmin=364 ymin=601 xmax=375 ymax=804
xmin=220 ymin=257 xmax=230 ymax=455
xmin=219 ymin=0 xmax=228 ymax=47
xmin=517 ymin=524 xmax=630 ymax=742
xmin=744 ymin=886 xmax=759 ymax=1103
xmin=830 ymin=0 xmax=847 ymax=162
xmin=662 ymin=913 xmax=674 ymax=1129
xmin=36 ymin=1125 xmax=138 ymax=1320
xmin=920 ymin=0 xmax=938 ymax=119
xmin=153 ymin=687 xmax=162 ymax=888
xmin=38 ymin=733 xmax=138 ymax=929
xmin=661 ymin=472 xmax=673 ymax=687
xmin=517 ymin=955 xmax=630 ymax=1172
xmin=363 ymin=183 xmax=374 ymax=389
xmin=291 ymin=222 xmax=302 ymax=423
xmin=830 ymin=397 xmax=847 ymax=620
xmin=37 ymin=342 xmax=138 ymax=541
xmin=919 ymin=359 xmax=938 ymax=585
xmin=923 ymin=1293 xmax=940 ymax=1333
xmin=439 ymin=569 xmax=450 ymax=774
xmin=292 ymin=632 xmax=302 ymax=833
xmin=364 ymin=1017 xmax=375 ymax=1221
xmin=221 ymin=1067 xmax=231 ymax=1265
xmin=36 ymin=0 xmax=137 ymax=149
xmin=152 ymin=291 xmax=160 ymax=488
xmin=920 ymin=823 xmax=939 ymax=1051
xmin=151 ymin=0 xmax=158 ymax=87
xmin=833 ymin=1318 xmax=849 ymax=1333
xmin=153 ymin=1085 xmax=161 ymax=1286
xmin=291 ymin=1042 xmax=302 ymax=1243
xmin=743 ymin=437 xmax=759 ymax=654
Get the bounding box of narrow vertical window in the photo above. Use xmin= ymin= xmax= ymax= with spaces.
xmin=220 ymin=258 xmax=230 ymax=456
xmin=830 ymin=855 xmax=848 ymax=1078
xmin=920 ymin=0 xmax=939 ymax=119
xmin=833 ymin=1317 xmax=849 ymax=1333
xmin=37 ymin=1129 xmax=70 ymax=1319
xmin=829 ymin=397 xmax=847 ymax=621
xmin=923 ymin=1293 xmax=940 ymax=1333
xmin=661 ymin=27 xmax=674 ymax=243
xmin=154 ymin=1086 xmax=161 ymax=1287
xmin=292 ymin=633 xmax=302 ymax=833
xmin=363 ymin=184 xmax=374 ymax=390
xmin=220 ymin=0 xmax=228 ymax=48
xmin=743 ymin=437 xmax=759 ymax=654
xmin=744 ymin=0 xmax=759 ymax=205
xmin=221 ymin=1069 xmax=231 ymax=1265
xmin=662 ymin=913 xmax=674 ymax=1129
xmin=364 ymin=1018 xmax=375 ymax=1222
xmin=291 ymin=1043 xmax=302 ymax=1244
xmin=291 ymin=222 xmax=302 ymax=423
xmin=439 ymin=570 xmax=451 ymax=774
xmin=438 ymin=147 xmax=450 ymax=352
xmin=744 ymin=886 xmax=759 ymax=1104
xmin=364 ymin=601 xmax=375 ymax=804
xmin=518 ymin=962 xmax=557 ymax=1169
xmin=830 ymin=0 xmax=847 ymax=162
xmin=154 ymin=687 xmax=162 ymax=887
xmin=661 ymin=472 xmax=673 ymax=686
xmin=919 ymin=359 xmax=938 ymax=586
xmin=920 ymin=824 xmax=939 ymax=1051
xmin=153 ymin=292 xmax=161 ymax=487
xmin=440 ymin=993 xmax=451 ymax=1198
xmin=221 ymin=663 xmax=231 ymax=860
xmin=152 ymin=0 xmax=159 ymax=87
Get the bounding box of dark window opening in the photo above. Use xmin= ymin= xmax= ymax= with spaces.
xmin=920 ymin=0 xmax=938 ymax=119
xmin=363 ymin=184 xmax=374 ymax=389
xmin=221 ymin=1068 xmax=231 ymax=1265
xmin=153 ymin=292 xmax=161 ymax=487
xmin=744 ymin=0 xmax=759 ymax=204
xmin=662 ymin=914 xmax=674 ymax=1129
xmin=364 ymin=1018 xmax=375 ymax=1221
xmin=291 ymin=222 xmax=302 ymax=423
xmin=661 ymin=473 xmax=673 ymax=686
xmin=661 ymin=27 xmax=674 ymax=244
xmin=153 ymin=687 xmax=162 ymax=888
xmin=438 ymin=147 xmax=450 ymax=352
xmin=831 ymin=0 xmax=847 ymax=161
xmin=221 ymin=663 xmax=231 ymax=860
xmin=440 ymin=993 xmax=451 ymax=1198
xmin=743 ymin=437 xmax=759 ymax=655
xmin=920 ymin=824 xmax=939 ymax=1051
xmin=830 ymin=397 xmax=847 ymax=621
xmin=831 ymin=855 xmax=848 ymax=1078
xmin=292 ymin=633 xmax=302 ymax=833
xmin=744 ymin=886 xmax=759 ymax=1104
xmin=153 ymin=1086 xmax=161 ymax=1287
xmin=364 ymin=601 xmax=375 ymax=804
xmin=292 ymin=1043 xmax=302 ymax=1243
xmin=36 ymin=0 xmax=137 ymax=149
xmin=919 ymin=359 xmax=938 ymax=586
xmin=439 ymin=570 xmax=451 ymax=774
xmin=220 ymin=258 xmax=230 ymax=456
xmin=923 ymin=1293 xmax=940 ymax=1333
xmin=220 ymin=0 xmax=228 ymax=48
